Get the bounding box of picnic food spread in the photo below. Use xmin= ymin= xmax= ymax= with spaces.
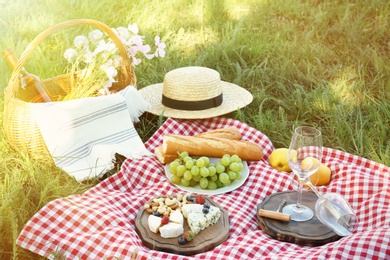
xmin=135 ymin=193 xmax=228 ymax=255
xmin=143 ymin=194 xmax=221 ymax=241
xmin=15 ymin=117 xmax=390 ymax=259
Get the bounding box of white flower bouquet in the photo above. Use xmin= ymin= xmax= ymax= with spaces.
xmin=61 ymin=24 xmax=165 ymax=100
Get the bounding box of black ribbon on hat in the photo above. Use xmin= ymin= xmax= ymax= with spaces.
xmin=162 ymin=93 xmax=223 ymax=111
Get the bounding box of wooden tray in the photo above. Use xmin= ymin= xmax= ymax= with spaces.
xmin=135 ymin=196 xmax=229 ymax=255
xmin=257 ymin=191 xmax=341 ymax=247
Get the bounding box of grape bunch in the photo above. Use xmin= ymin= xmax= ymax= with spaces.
xmin=169 ymin=152 xmax=244 ymax=190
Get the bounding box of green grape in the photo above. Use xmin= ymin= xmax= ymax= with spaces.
xmin=171 ymin=175 xmax=181 ymax=184
xmin=219 ymin=172 xmax=229 ymax=184
xmin=200 ymin=167 xmax=210 ymax=177
xmin=216 ymin=180 xmax=224 ymax=188
xmin=179 ymin=151 xmax=189 ymax=159
xmin=208 ymin=166 xmax=216 ymax=176
xmin=215 ymin=164 xmax=225 ymax=174
xmin=230 ymin=154 xmax=240 ymax=163
xmin=223 ymin=154 xmax=231 ymax=159
xmin=235 ymin=171 xmax=243 ymax=180
xmin=229 ymin=162 xmax=240 ymax=172
xmin=196 ymin=158 xmax=205 ymax=168
xmin=199 ymin=156 xmax=210 ymax=166
xmin=192 ymin=174 xmax=202 ymax=182
xmin=220 ymin=156 xmax=230 ymax=167
xmin=183 ymin=156 xmax=192 ymax=163
xmin=191 ymin=165 xmax=200 ymax=175
xmin=228 ymin=171 xmax=237 ymax=180
xmin=199 ymin=177 xmax=209 ymax=189
xmin=190 ymin=179 xmax=198 ymax=187
xmin=210 ymin=175 xmax=218 ymax=182
xmin=223 ymin=179 xmax=232 ymax=186
xmin=238 ymin=162 xmax=244 ymax=171
xmin=190 ymin=166 xmax=200 ymax=176
xmin=176 ymin=165 xmax=186 ymax=177
xmin=183 ymin=170 xmax=193 ymax=181
xmin=185 ymin=159 xmax=195 ymax=169
xmin=207 ymin=181 xmax=217 ymax=190
xmin=180 ymin=178 xmax=190 ymax=187
xmin=169 ymin=161 xmax=180 ymax=174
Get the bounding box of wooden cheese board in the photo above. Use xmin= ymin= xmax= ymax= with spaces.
xmin=135 ymin=196 xmax=229 ymax=255
xmin=257 ymin=190 xmax=341 ymax=247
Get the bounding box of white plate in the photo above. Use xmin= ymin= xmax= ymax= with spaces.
xmin=164 ymin=158 xmax=249 ymax=195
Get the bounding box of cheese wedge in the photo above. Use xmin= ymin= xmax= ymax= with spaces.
xmin=148 ymin=215 xmax=162 ymax=233
xmin=159 ymin=222 xmax=184 ymax=238
xmin=170 ymin=209 xmax=184 ymax=225
xmin=182 ymin=204 xmax=222 ymax=235
xmin=148 ymin=210 xmax=185 ymax=238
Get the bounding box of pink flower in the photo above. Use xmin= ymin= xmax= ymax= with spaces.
xmin=154 ymin=35 xmax=166 ymax=57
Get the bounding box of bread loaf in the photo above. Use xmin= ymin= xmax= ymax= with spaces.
xmin=155 ymin=146 xmax=178 ymax=164
xmin=154 ymin=127 xmax=242 ymax=164
xmin=162 ymin=135 xmax=263 ymax=161
xmin=195 ymin=127 xmax=241 ymax=140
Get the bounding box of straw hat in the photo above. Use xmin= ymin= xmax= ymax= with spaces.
xmin=139 ymin=66 xmax=253 ymax=119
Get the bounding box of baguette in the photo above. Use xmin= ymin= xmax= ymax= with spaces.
xmin=162 ymin=135 xmax=263 ymax=161
xmin=155 ymin=146 xmax=179 ymax=164
xmin=154 ymin=127 xmax=242 ymax=164
xmin=195 ymin=127 xmax=241 ymax=140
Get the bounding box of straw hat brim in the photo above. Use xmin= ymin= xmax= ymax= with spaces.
xmin=139 ymin=81 xmax=253 ymax=119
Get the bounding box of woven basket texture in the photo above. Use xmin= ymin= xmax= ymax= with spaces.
xmin=3 ymin=19 xmax=136 ymax=161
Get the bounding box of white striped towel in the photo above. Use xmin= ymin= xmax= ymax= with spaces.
xmin=30 ymin=86 xmax=152 ymax=182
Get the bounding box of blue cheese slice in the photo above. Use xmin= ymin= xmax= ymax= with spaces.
xmin=187 ymin=212 xmax=207 ymax=234
xmin=182 ymin=204 xmax=203 ymax=218
xmin=182 ymin=204 xmax=222 ymax=235
xmin=205 ymin=206 xmax=222 ymax=226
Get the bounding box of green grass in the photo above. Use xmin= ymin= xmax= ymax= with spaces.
xmin=0 ymin=0 xmax=389 ymax=259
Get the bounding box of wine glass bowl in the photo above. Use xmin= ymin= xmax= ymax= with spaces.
xmin=315 ymin=192 xmax=358 ymax=236
xmin=283 ymin=126 xmax=323 ymax=221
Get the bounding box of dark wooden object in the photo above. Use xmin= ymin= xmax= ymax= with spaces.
xmin=257 ymin=190 xmax=341 ymax=246
xmin=135 ymin=196 xmax=229 ymax=255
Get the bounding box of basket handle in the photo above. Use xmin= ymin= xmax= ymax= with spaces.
xmin=9 ymin=19 xmax=135 ymax=92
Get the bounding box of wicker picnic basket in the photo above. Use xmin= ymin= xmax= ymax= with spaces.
xmin=3 ymin=19 xmax=136 ymax=161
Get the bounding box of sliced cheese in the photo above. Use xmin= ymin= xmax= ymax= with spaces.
xmin=159 ymin=222 xmax=184 ymax=238
xmin=170 ymin=209 xmax=184 ymax=226
xmin=148 ymin=215 xmax=162 ymax=233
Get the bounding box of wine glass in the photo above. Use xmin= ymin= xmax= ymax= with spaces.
xmin=282 ymin=126 xmax=323 ymax=221
xmin=306 ymin=181 xmax=358 ymax=236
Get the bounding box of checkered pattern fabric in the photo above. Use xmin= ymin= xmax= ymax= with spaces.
xmin=16 ymin=117 xmax=390 ymax=259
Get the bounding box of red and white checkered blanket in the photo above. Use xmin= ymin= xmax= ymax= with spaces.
xmin=16 ymin=117 xmax=390 ymax=259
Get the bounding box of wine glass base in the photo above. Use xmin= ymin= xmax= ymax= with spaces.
xmin=283 ymin=204 xmax=314 ymax=222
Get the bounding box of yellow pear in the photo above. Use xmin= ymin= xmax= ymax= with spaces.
xmin=301 ymin=157 xmax=321 ymax=171
xmin=308 ymin=163 xmax=332 ymax=186
xmin=269 ymin=148 xmax=297 ymax=172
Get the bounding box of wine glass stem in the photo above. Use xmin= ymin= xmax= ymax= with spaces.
xmin=296 ymin=179 xmax=304 ymax=209
xmin=306 ymin=180 xmax=323 ymax=198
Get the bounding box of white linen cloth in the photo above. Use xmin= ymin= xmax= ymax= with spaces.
xmin=30 ymin=86 xmax=151 ymax=182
